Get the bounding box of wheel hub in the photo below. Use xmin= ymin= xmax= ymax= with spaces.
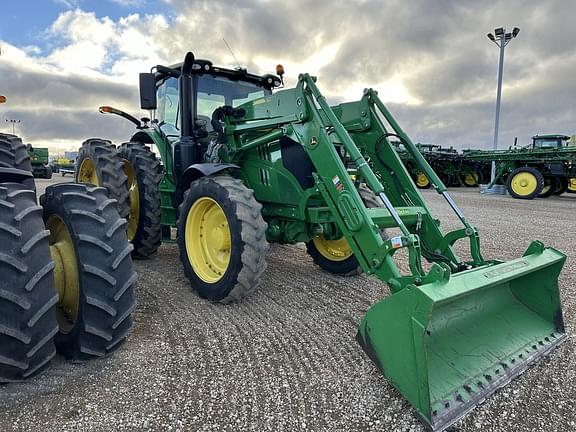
xmin=312 ymin=235 xmax=353 ymax=261
xmin=124 ymin=160 xmax=140 ymax=241
xmin=511 ymin=172 xmax=537 ymax=195
xmin=77 ymin=158 xmax=99 ymax=186
xmin=186 ymin=197 xmax=231 ymax=283
xmin=47 ymin=215 xmax=79 ymax=333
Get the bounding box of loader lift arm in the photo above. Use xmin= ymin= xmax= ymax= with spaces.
xmin=222 ymin=73 xmax=566 ymax=431
xmin=224 ymin=74 xmax=485 ymax=293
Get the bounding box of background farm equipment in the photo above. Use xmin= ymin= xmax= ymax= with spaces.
xmin=464 ymin=134 xmax=576 ymax=199
xmin=395 ymin=142 xmax=485 ymax=188
xmin=27 ymin=145 xmax=53 ymax=179
xmin=75 ymin=52 xmax=567 ymax=431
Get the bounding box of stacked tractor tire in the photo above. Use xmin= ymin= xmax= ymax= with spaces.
xmin=0 ymin=133 xmax=136 ymax=382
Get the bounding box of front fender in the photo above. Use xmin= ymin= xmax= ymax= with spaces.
xmin=175 ymin=163 xmax=239 ymax=205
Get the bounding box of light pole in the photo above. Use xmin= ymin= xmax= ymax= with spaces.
xmin=487 ymin=26 xmax=520 ymax=183
xmin=6 ymin=119 xmax=21 ymax=135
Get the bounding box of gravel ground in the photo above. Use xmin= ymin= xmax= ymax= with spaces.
xmin=1 ymin=178 xmax=575 ymax=432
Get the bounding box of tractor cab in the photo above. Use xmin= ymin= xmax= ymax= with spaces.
xmin=139 ymin=55 xmax=282 ymax=140
xmin=532 ymin=134 xmax=570 ymax=149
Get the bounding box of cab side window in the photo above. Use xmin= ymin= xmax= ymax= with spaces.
xmin=157 ymin=77 xmax=180 ymax=137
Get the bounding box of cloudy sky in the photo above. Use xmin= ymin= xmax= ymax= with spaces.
xmin=0 ymin=0 xmax=574 ymax=154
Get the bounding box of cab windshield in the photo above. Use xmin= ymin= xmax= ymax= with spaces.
xmin=156 ymin=75 xmax=270 ymax=137
xmin=534 ymin=139 xmax=562 ymax=148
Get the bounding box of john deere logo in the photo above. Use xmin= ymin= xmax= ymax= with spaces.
xmin=483 ymin=261 xmax=529 ymax=278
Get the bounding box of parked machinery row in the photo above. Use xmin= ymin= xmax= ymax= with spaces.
xmin=396 ymin=135 xmax=576 ymax=199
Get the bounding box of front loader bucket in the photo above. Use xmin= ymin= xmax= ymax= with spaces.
xmin=357 ymin=242 xmax=566 ymax=431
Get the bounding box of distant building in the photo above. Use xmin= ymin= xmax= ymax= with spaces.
xmin=64 ymin=151 xmax=79 ymax=161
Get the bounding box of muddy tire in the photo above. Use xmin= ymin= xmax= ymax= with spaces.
xmin=41 ymin=183 xmax=137 ymax=359
xmin=177 ymin=176 xmax=268 ymax=303
xmin=0 ymin=133 xmax=35 ymax=190
xmin=117 ymin=142 xmax=162 ymax=259
xmin=0 ymin=183 xmax=58 ymax=382
xmin=306 ymin=185 xmax=387 ymax=276
xmin=76 ymin=139 xmax=130 ymax=219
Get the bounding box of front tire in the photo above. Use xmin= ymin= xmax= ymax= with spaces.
xmin=0 ymin=183 xmax=58 ymax=382
xmin=306 ymin=186 xmax=387 ymax=276
xmin=41 ymin=183 xmax=137 ymax=359
xmin=177 ymin=176 xmax=268 ymax=303
xmin=117 ymin=142 xmax=162 ymax=259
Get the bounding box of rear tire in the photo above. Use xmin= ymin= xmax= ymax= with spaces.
xmin=0 ymin=133 xmax=35 ymax=190
xmin=462 ymin=172 xmax=480 ymax=187
xmin=552 ymin=177 xmax=567 ymax=196
xmin=177 ymin=176 xmax=268 ymax=303
xmin=506 ymin=167 xmax=543 ymax=199
xmin=306 ymin=186 xmax=387 ymax=276
xmin=0 ymin=183 xmax=57 ymax=382
xmin=415 ymin=172 xmax=431 ymax=189
xmin=41 ymin=183 xmax=137 ymax=359
xmin=538 ymin=176 xmax=557 ymax=198
xmin=568 ymin=177 xmax=576 ymax=194
xmin=117 ymin=142 xmax=162 ymax=259
xmin=76 ymin=139 xmax=130 ymax=219
xmin=44 ymin=166 xmax=53 ymax=180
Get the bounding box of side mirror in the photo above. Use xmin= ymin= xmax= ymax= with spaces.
xmin=139 ymin=73 xmax=157 ymax=110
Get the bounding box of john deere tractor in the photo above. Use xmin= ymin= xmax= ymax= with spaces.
xmin=78 ymin=53 xmax=566 ymax=431
xmin=0 ymin=130 xmax=136 ymax=382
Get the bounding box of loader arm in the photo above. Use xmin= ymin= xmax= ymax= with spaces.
xmin=225 ymin=74 xmax=484 ymax=292
xmin=222 ymin=73 xmax=566 ymax=431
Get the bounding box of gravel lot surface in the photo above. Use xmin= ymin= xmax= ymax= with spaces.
xmin=1 ymin=177 xmax=575 ymax=432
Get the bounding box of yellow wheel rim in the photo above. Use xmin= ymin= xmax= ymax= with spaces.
xmin=312 ymin=235 xmax=353 ymax=262
xmin=511 ymin=172 xmax=538 ymax=196
xmin=464 ymin=173 xmax=478 ymax=186
xmin=568 ymin=178 xmax=576 ymax=192
xmin=47 ymin=215 xmax=79 ymax=333
xmin=77 ymin=158 xmax=99 ymax=185
xmin=416 ymin=172 xmax=430 ymax=188
xmin=185 ymin=197 xmax=231 ymax=283
xmin=540 ymin=179 xmax=552 ymax=195
xmin=124 ymin=161 xmax=139 ymax=241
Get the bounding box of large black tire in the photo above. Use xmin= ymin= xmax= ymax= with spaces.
xmin=117 ymin=142 xmax=162 ymax=259
xmin=414 ymin=171 xmax=431 ymax=189
xmin=306 ymin=185 xmax=387 ymax=276
xmin=0 ymin=133 xmax=35 ymax=190
xmin=538 ymin=176 xmax=558 ymax=198
xmin=0 ymin=183 xmax=58 ymax=382
xmin=462 ymin=171 xmax=481 ymax=187
xmin=41 ymin=183 xmax=137 ymax=359
xmin=76 ymin=139 xmax=130 ymax=219
xmin=506 ymin=167 xmax=544 ymax=200
xmin=552 ymin=177 xmax=567 ymax=196
xmin=568 ymin=177 xmax=576 ymax=194
xmin=177 ymin=176 xmax=268 ymax=303
xmin=44 ymin=165 xmax=53 ymax=180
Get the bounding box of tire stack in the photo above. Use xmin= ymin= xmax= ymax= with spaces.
xmin=0 ymin=134 xmax=136 ymax=383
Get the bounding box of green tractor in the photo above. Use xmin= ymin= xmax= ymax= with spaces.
xmin=465 ymin=134 xmax=576 ymax=199
xmin=78 ymin=52 xmax=566 ymax=431
xmin=27 ymin=145 xmax=53 ymax=179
